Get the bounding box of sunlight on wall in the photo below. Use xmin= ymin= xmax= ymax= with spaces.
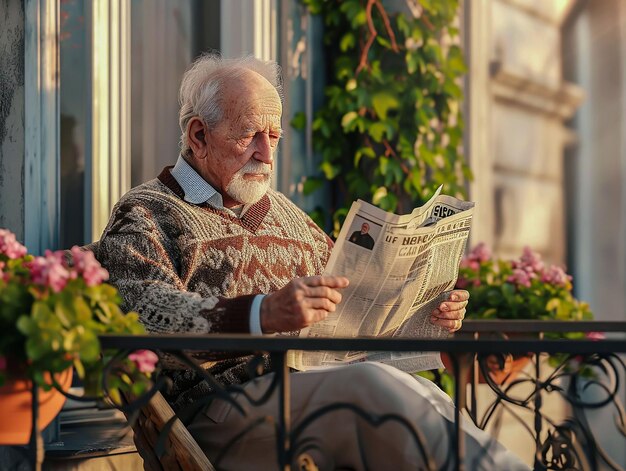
xmin=91 ymin=0 xmax=130 ymax=239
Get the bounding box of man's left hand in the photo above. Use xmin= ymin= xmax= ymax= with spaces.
xmin=430 ymin=289 xmax=469 ymax=333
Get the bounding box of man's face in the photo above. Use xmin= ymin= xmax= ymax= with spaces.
xmin=361 ymin=223 xmax=369 ymax=234
xmin=195 ymin=70 xmax=282 ymax=207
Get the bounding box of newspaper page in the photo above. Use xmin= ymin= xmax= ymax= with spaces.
xmin=287 ymin=187 xmax=474 ymax=373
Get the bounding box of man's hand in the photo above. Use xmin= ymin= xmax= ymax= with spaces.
xmin=260 ymin=276 xmax=350 ymax=333
xmin=430 ymin=289 xmax=469 ymax=333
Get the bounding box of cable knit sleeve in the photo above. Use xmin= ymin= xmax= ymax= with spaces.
xmin=98 ymin=198 xmax=253 ymax=335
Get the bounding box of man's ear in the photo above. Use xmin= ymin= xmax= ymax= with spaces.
xmin=187 ymin=117 xmax=208 ymax=159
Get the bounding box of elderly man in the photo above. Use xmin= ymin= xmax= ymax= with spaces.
xmin=349 ymin=222 xmax=375 ymax=249
xmin=98 ymin=54 xmax=528 ymax=470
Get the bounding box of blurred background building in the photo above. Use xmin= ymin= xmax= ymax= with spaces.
xmin=1 ymin=0 xmax=625 ymax=465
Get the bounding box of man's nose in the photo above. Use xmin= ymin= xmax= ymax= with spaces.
xmin=253 ymin=133 xmax=273 ymax=164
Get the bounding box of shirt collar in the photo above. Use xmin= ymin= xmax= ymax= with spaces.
xmin=170 ymin=155 xmax=254 ymax=217
xmin=170 ymin=155 xmax=225 ymax=207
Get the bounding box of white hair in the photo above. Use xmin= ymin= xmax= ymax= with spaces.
xmin=225 ymin=160 xmax=272 ymax=205
xmin=178 ymin=53 xmax=283 ymax=157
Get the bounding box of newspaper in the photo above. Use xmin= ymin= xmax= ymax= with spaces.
xmin=287 ymin=187 xmax=475 ymax=373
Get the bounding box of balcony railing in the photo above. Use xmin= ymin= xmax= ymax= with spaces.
xmin=20 ymin=320 xmax=626 ymax=470
xmin=101 ymin=320 xmax=626 ymax=470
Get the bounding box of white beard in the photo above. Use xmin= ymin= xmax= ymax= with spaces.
xmin=225 ymin=160 xmax=272 ymax=205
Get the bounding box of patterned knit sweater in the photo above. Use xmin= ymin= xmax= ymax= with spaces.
xmin=98 ymin=168 xmax=333 ymax=410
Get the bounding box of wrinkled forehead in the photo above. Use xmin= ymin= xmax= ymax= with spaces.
xmin=222 ymin=73 xmax=282 ymax=129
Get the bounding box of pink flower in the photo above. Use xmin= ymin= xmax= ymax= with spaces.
xmin=540 ymin=265 xmax=572 ymax=288
xmin=27 ymin=250 xmax=72 ymax=293
xmin=469 ymin=242 xmax=492 ymax=263
xmin=513 ymin=246 xmax=544 ymax=274
xmin=460 ymin=242 xmax=492 ymax=272
xmin=128 ymin=350 xmax=159 ymax=373
xmin=69 ymin=246 xmax=108 ymax=286
xmin=0 ymin=229 xmax=27 ymax=259
xmin=460 ymin=259 xmax=480 ymax=271
xmin=586 ymin=332 xmax=605 ymax=341
xmin=507 ymin=268 xmax=532 ymax=288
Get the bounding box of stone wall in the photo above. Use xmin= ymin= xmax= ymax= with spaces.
xmin=484 ymin=0 xmax=582 ymax=263
xmin=0 ymin=0 xmax=25 ymax=240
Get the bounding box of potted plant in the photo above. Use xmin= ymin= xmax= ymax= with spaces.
xmin=450 ymin=243 xmax=594 ymax=383
xmin=0 ymin=228 xmax=156 ymax=444
xmin=456 ymin=243 xmax=592 ymax=324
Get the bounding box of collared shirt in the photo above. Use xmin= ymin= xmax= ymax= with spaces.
xmin=171 ymin=155 xmax=239 ymax=215
xmin=170 ymin=155 xmax=265 ymax=334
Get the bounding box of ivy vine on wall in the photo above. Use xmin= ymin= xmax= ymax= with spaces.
xmin=295 ymin=0 xmax=470 ymax=235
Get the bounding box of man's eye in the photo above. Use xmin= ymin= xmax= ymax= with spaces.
xmin=269 ymin=134 xmax=281 ymax=145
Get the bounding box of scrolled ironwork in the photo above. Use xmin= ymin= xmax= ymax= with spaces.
xmin=457 ymin=336 xmax=626 ymax=471
xmin=19 ymin=322 xmax=626 ymax=470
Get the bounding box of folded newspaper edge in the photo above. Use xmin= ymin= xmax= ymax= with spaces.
xmin=287 ymin=186 xmax=475 ymax=373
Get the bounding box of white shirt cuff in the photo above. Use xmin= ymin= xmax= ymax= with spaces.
xmin=250 ymin=294 xmax=265 ymax=335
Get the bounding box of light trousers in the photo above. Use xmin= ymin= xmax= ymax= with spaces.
xmin=188 ymin=362 xmax=530 ymax=470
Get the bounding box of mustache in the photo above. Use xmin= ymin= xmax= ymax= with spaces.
xmin=238 ymin=161 xmax=272 ymax=175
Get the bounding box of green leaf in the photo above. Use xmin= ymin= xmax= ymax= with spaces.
xmin=372 ymin=93 xmax=399 ymax=120
xmin=360 ymin=147 xmax=376 ymax=159
xmin=320 ymin=162 xmax=341 ymax=179
xmin=501 ymin=283 xmax=516 ymax=303
xmin=406 ymin=52 xmax=418 ymax=74
xmin=31 ymin=301 xmax=52 ymax=322
xmin=78 ymin=330 xmax=100 ymax=362
xmin=290 ymin=111 xmax=307 ymax=131
xmin=376 ymin=36 xmax=391 ymax=49
xmin=16 ymin=315 xmax=33 ymax=335
xmin=26 ymin=339 xmax=45 ymax=361
xmin=73 ymin=297 xmax=93 ymax=323
xmin=372 ymin=187 xmax=388 ymax=205
xmin=108 ymin=387 xmax=122 ymax=406
xmin=54 ymin=299 xmax=73 ymax=328
xmin=486 ymin=288 xmax=503 ymax=307
xmin=347 ymin=173 xmax=371 ymax=197
xmin=340 ymin=32 xmax=355 ymax=52
xmin=341 ymin=111 xmax=359 ymax=130
xmin=368 ymin=122 xmax=387 ymax=142
xmin=546 ymin=298 xmax=561 ymax=312
xmin=397 ymin=14 xmax=410 ymax=36
xmin=379 ymin=157 xmax=389 ymax=175
xmin=354 ymin=147 xmax=375 ymax=167
xmin=447 ymin=45 xmax=466 ymax=74
xmin=411 ymin=27 xmax=423 ymax=43
xmin=378 ymin=192 xmax=398 ymax=211
xmin=63 ymin=329 xmax=77 ymax=351
xmin=303 ymin=177 xmax=324 ymax=195
xmin=351 ymin=10 xmax=367 ymax=27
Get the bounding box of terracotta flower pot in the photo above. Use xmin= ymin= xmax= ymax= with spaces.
xmin=0 ymin=368 xmax=73 ymax=444
xmin=442 ymin=352 xmax=532 ymax=385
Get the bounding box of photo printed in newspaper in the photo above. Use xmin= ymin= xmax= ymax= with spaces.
xmin=288 ymin=187 xmax=475 ymax=373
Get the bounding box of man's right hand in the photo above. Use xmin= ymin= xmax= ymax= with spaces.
xmin=260 ymin=276 xmax=350 ymax=333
